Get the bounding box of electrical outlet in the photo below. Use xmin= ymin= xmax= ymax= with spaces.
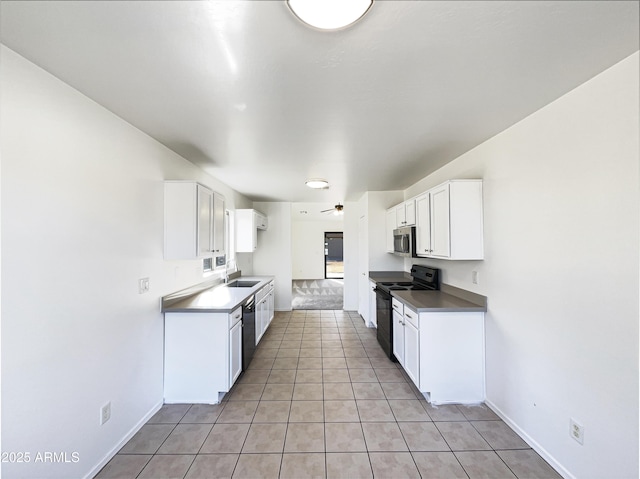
xmin=100 ymin=402 xmax=111 ymax=426
xmin=570 ymin=418 xmax=584 ymax=444
xmin=138 ymin=277 xmax=150 ymax=294
xmin=472 ymin=271 xmax=479 ymax=284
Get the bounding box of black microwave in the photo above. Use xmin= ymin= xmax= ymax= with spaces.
xmin=393 ymin=226 xmax=416 ymax=257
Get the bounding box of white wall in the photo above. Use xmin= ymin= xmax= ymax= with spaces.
xmin=342 ymin=201 xmax=360 ymax=311
xmin=366 ymin=191 xmax=405 ymax=271
xmin=348 ymin=191 xmax=405 ymax=319
xmin=252 ymin=202 xmax=292 ymax=311
xmin=0 ymin=46 xmax=252 ymax=479
xmin=403 ymin=53 xmax=639 ymax=479
xmin=292 ymin=219 xmax=343 ymax=280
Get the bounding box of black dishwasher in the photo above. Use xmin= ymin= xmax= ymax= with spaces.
xmin=242 ymin=295 xmax=256 ymax=370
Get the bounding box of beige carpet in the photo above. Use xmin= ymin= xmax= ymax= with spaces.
xmin=291 ymin=279 xmax=344 ymax=310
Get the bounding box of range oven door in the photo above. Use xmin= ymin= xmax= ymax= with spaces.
xmin=374 ymin=287 xmax=396 ymax=361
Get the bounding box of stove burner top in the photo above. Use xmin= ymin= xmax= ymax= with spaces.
xmin=376 ymin=266 xmax=440 ymax=294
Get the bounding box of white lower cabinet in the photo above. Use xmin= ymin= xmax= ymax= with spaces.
xmin=402 ymin=308 xmax=420 ymax=386
xmin=164 ymin=305 xmax=243 ymax=404
xmin=255 ymin=280 xmax=275 ymax=345
xmin=392 ymin=298 xmax=404 ymax=364
xmin=268 ymin=283 xmax=275 ymax=324
xmin=392 ymin=298 xmax=485 ymax=404
xmin=368 ymin=280 xmax=377 ymax=328
xmin=256 ymin=295 xmax=268 ymax=345
xmin=392 ymin=299 xmax=419 ymax=386
xmin=229 ymin=317 xmax=243 ymax=386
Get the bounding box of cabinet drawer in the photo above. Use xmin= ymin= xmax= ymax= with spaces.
xmin=229 ymin=306 xmax=242 ymax=328
xmin=256 ymin=285 xmax=269 ymax=303
xmin=392 ymin=298 xmax=404 ymax=315
xmin=404 ymin=307 xmax=418 ymax=329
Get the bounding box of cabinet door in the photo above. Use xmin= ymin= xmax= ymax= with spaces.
xmin=256 ymin=213 xmax=268 ymax=230
xmin=255 ymin=298 xmax=263 ymax=345
xmin=368 ymin=281 xmax=377 ymax=328
xmin=256 ymin=296 xmax=268 ymax=344
xmin=396 ymin=204 xmax=406 ymax=227
xmin=229 ymin=320 xmax=243 ymax=387
xmin=262 ymin=296 xmax=269 ymax=334
xmin=404 ymin=199 xmax=416 ymax=226
xmin=404 ymin=321 xmax=420 ymax=388
xmin=213 ymin=192 xmax=225 ymax=255
xmin=235 ymin=209 xmax=258 ymax=252
xmin=392 ymin=310 xmax=405 ymax=365
xmin=415 ymin=193 xmax=431 ymax=256
xmin=196 ymin=185 xmax=214 ymax=257
xmin=430 ymin=183 xmax=451 ymax=257
xmin=268 ymin=289 xmax=274 ymax=324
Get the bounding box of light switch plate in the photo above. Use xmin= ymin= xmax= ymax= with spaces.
xmin=138 ymin=277 xmax=150 ymax=294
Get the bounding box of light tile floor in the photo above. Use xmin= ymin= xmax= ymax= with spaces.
xmin=96 ymin=310 xmax=562 ymax=479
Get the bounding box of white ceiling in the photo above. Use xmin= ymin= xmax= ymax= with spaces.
xmin=1 ymin=1 xmax=638 ymax=203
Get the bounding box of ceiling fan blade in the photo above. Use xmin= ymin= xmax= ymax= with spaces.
xmin=320 ymin=203 xmax=345 ymax=213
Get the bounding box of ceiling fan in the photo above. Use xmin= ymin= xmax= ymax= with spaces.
xmin=321 ymin=203 xmax=344 ymax=215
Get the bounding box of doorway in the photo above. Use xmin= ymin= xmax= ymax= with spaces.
xmin=324 ymin=232 xmax=344 ymax=279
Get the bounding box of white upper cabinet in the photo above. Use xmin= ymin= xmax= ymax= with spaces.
xmin=213 ymin=192 xmax=225 ymax=256
xmin=395 ymin=199 xmax=416 ymax=227
xmin=255 ymin=211 xmax=268 ymax=230
xmin=415 ymin=193 xmax=431 ymax=256
xmin=430 ymin=183 xmax=451 ymax=257
xmin=236 ymin=209 xmax=268 ymax=252
xmin=416 ymin=179 xmax=484 ymax=260
xmin=196 ymin=184 xmax=214 ymax=257
xmin=164 ymin=181 xmax=225 ymax=260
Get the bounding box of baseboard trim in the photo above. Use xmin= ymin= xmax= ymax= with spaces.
xmin=485 ymin=399 xmax=574 ymax=479
xmin=83 ymin=400 xmax=164 ymax=479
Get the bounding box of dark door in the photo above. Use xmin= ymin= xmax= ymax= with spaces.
xmin=324 ymin=232 xmax=343 ymax=279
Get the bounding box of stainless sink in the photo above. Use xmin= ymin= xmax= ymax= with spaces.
xmin=226 ymin=280 xmax=260 ymax=288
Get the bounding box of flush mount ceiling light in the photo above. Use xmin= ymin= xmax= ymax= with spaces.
xmin=305 ymin=179 xmax=330 ymax=189
xmin=288 ymin=0 xmax=373 ymax=30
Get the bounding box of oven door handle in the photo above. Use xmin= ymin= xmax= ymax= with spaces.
xmin=373 ymin=287 xmax=391 ymax=298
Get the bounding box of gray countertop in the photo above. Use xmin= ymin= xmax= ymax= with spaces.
xmin=162 ymin=276 xmax=274 ymax=314
xmin=391 ymin=289 xmax=486 ymax=312
xmin=369 ymin=272 xmax=487 ymax=313
xmin=368 ymin=271 xmax=414 ymax=283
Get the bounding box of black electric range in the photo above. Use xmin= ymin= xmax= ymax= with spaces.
xmin=374 ymin=265 xmax=440 ymax=360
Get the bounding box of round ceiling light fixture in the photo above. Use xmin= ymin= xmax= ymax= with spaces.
xmin=288 ymin=0 xmax=373 ymax=31
xmin=305 ymin=178 xmax=330 ymax=189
